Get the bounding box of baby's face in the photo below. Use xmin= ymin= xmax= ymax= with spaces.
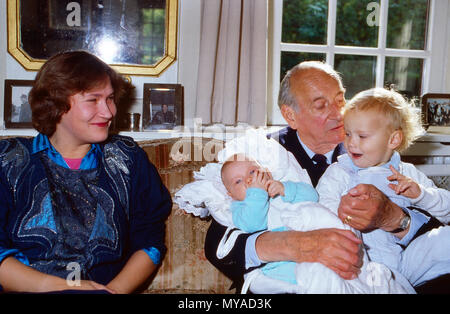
xmin=222 ymin=160 xmax=261 ymax=201
xmin=344 ymin=109 xmax=397 ymax=168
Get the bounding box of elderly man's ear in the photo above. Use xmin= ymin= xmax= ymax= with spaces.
xmin=280 ymin=104 xmax=298 ymax=129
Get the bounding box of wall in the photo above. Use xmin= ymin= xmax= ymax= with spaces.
xmin=447 ymin=5 xmax=450 ymax=92
xmin=0 ymin=0 xmax=7 ymax=126
xmin=177 ymin=0 xmax=201 ymax=128
xmin=427 ymin=0 xmax=450 ymax=94
xmin=1 ymin=1 xmax=450 ymax=132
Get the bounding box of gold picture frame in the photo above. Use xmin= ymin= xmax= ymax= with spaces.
xmin=7 ymin=0 xmax=178 ymax=76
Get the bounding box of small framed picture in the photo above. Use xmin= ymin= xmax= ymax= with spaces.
xmin=421 ymin=93 xmax=450 ymax=133
xmin=3 ymin=80 xmax=34 ymax=128
xmin=142 ymin=83 xmax=184 ymax=130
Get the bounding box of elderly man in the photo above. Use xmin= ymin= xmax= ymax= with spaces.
xmin=204 ymin=61 xmax=448 ymax=293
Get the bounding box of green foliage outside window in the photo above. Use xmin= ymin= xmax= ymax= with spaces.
xmin=280 ymin=0 xmax=429 ymax=98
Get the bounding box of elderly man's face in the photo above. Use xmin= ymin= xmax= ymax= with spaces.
xmin=283 ymin=69 xmax=345 ymax=152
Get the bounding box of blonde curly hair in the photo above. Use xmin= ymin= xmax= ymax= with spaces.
xmin=344 ymin=88 xmax=425 ymax=152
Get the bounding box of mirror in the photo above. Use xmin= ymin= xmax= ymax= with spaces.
xmin=7 ymin=0 xmax=178 ymax=76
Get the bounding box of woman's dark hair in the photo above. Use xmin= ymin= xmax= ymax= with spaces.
xmin=28 ymin=50 xmax=127 ymax=136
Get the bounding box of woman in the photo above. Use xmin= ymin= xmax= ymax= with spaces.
xmin=0 ymin=51 xmax=172 ymax=293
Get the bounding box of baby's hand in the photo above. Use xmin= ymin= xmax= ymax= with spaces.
xmin=249 ymin=169 xmax=272 ymax=191
xmin=266 ymin=180 xmax=285 ymax=198
xmin=387 ymin=165 xmax=421 ymax=199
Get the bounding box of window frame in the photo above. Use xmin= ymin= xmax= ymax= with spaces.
xmin=268 ymin=0 xmax=450 ymax=125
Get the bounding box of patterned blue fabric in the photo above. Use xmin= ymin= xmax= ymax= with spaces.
xmin=32 ymin=133 xmax=101 ymax=170
xmin=0 ymin=135 xmax=171 ymax=289
xmin=31 ymin=133 xmax=161 ymax=265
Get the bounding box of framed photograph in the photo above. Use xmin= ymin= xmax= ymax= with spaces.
xmin=142 ymin=84 xmax=184 ymax=131
xmin=3 ymin=79 xmax=34 ymax=128
xmin=422 ymin=93 xmax=450 ymax=133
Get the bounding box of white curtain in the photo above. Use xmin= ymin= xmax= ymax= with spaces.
xmin=195 ymin=0 xmax=267 ymax=126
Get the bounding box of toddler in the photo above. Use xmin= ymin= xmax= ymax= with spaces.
xmin=317 ymin=87 xmax=450 ymax=288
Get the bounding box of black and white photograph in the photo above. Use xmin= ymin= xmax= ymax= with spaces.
xmin=3 ymin=79 xmax=34 ymax=128
xmin=142 ymin=83 xmax=183 ymax=130
xmin=422 ymin=93 xmax=450 ymax=128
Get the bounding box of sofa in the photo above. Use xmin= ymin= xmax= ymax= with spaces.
xmin=138 ymin=136 xmax=450 ymax=294
xmin=137 ymin=137 xmax=234 ymax=294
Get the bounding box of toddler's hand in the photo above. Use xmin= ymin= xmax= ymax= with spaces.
xmin=387 ymin=165 xmax=421 ymax=199
xmin=266 ymin=180 xmax=285 ymax=198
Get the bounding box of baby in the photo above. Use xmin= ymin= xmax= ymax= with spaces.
xmin=317 ymin=87 xmax=450 ymax=289
xmin=221 ymin=153 xmax=318 ymax=233
xmin=221 ymin=153 xmax=409 ymax=294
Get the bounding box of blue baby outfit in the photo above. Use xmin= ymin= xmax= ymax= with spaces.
xmin=231 ymin=181 xmax=318 ymax=284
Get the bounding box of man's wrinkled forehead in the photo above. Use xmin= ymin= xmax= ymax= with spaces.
xmin=295 ymin=67 xmax=343 ymax=90
xmin=291 ymin=69 xmax=344 ymax=104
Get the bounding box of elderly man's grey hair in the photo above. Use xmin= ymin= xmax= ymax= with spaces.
xmin=278 ymin=61 xmax=344 ymax=111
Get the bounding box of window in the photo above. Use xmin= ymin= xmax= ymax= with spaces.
xmin=268 ymin=0 xmax=449 ymax=125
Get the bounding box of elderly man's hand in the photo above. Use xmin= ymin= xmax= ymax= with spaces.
xmin=338 ymin=184 xmax=406 ymax=234
xmin=256 ymin=228 xmax=363 ymax=280
xmin=294 ymin=229 xmax=363 ymax=280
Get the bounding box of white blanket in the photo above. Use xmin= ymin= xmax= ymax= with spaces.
xmin=174 ymin=128 xmax=311 ymax=228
